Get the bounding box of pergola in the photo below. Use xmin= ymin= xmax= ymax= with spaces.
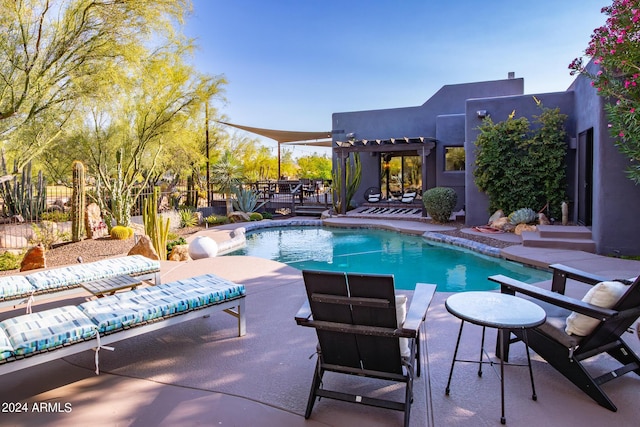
xmin=216 ymin=121 xmax=331 ymax=178
xmin=333 ymin=136 xmax=437 ymax=213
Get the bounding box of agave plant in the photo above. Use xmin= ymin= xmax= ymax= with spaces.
xmin=232 ymin=185 xmax=267 ymax=213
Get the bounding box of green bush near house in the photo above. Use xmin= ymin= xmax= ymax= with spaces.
xmin=249 ymin=212 xmax=263 ymax=221
xmin=423 ymin=187 xmax=457 ymax=223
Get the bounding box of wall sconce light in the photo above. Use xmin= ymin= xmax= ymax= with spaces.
xmin=476 ymin=110 xmax=488 ymax=119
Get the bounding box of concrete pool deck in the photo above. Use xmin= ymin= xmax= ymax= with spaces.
xmin=1 ymin=217 xmax=639 ymax=426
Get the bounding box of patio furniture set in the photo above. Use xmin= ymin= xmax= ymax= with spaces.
xmin=1 ymin=249 xmax=638 ymax=426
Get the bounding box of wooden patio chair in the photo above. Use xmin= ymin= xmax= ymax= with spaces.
xmin=489 ymin=264 xmax=640 ymax=411
xmin=295 ymin=270 xmax=436 ymax=426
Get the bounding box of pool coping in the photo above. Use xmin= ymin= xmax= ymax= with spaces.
xmin=187 ymin=217 xmax=640 ymax=280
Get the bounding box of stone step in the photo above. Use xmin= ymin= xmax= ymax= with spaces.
xmin=521 ymin=231 xmax=597 ymax=253
xmin=293 ymin=206 xmax=327 ymax=217
xmin=537 ymin=224 xmax=592 ymax=239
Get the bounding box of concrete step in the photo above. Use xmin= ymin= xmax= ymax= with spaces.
xmin=521 ymin=231 xmax=597 ymax=253
xmin=537 ymin=224 xmax=592 ymax=239
xmin=293 ymin=206 xmax=327 ymax=217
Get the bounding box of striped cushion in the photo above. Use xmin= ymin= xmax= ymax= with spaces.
xmin=0 ymin=306 xmax=97 ymax=356
xmin=0 ymin=328 xmax=13 ymax=360
xmin=25 ymin=255 xmax=160 ymax=291
xmin=0 ymin=275 xmax=35 ymax=300
xmin=79 ymin=274 xmax=245 ymax=333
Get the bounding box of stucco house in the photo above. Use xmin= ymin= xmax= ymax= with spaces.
xmin=331 ymin=65 xmax=640 ymax=256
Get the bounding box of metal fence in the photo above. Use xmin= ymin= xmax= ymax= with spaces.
xmin=0 ymin=180 xmax=332 ymax=251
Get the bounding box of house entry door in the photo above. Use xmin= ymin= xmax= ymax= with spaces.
xmin=577 ymin=129 xmax=593 ymax=226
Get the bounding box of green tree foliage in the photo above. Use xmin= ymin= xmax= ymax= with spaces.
xmin=569 ymin=0 xmax=640 ymax=184
xmin=211 ymin=150 xmax=244 ymax=215
xmin=297 ymin=154 xmax=332 ymax=180
xmin=473 ymin=99 xmax=568 ymax=219
xmin=0 ymin=0 xmax=189 ymax=168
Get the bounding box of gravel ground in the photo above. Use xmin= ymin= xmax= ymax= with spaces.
xmin=2 ymin=221 xmax=516 ymax=274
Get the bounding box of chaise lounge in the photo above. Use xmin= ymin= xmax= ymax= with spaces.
xmin=0 ymin=273 xmax=246 ymax=376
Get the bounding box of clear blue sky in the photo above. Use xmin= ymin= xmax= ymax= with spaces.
xmin=185 ymin=0 xmax=607 ymax=157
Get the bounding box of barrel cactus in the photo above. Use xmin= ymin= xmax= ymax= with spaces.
xmin=110 ymin=225 xmax=133 ymax=240
xmin=508 ymin=208 xmax=537 ymax=225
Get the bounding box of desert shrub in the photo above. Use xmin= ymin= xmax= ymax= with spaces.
xmin=167 ymin=237 xmax=187 ymax=254
xmin=261 ymin=211 xmax=273 ymax=219
xmin=110 ymin=225 xmax=133 ymax=240
xmin=0 ymin=251 xmax=22 ymax=271
xmin=179 ymin=208 xmax=198 ymax=228
xmin=205 ymin=215 xmax=229 ymax=225
xmin=249 ymin=212 xmax=263 ymax=221
xmin=423 ymin=187 xmax=457 ymax=223
xmin=30 ymin=221 xmax=67 ymax=249
xmin=41 ymin=211 xmax=70 ymax=222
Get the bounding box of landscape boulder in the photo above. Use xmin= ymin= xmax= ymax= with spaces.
xmin=20 ymin=244 xmax=46 ymax=271
xmin=127 ymin=235 xmax=160 ymax=260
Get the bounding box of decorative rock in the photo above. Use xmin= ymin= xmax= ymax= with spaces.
xmin=515 ymin=224 xmax=537 ymax=236
xmin=228 ymin=211 xmax=250 ymax=223
xmin=488 ymin=209 xmax=505 ymax=224
xmin=20 ymin=244 xmax=46 ymax=271
xmin=188 ymin=236 xmax=218 ymax=259
xmin=127 ymin=234 xmax=160 ymax=260
xmin=85 ymin=203 xmax=107 ymax=239
xmin=490 ymin=217 xmax=509 ymax=230
xmin=168 ymin=244 xmax=191 ymax=262
xmin=538 ymin=212 xmax=551 ymax=225
xmin=0 ymin=234 xmax=28 ymax=249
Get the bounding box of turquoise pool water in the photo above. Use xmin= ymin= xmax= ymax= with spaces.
xmin=228 ymin=226 xmax=550 ymax=292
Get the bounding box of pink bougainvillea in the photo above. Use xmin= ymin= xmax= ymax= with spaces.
xmin=570 ymin=0 xmax=640 ymax=183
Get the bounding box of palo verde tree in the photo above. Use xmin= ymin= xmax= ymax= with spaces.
xmin=473 ymin=98 xmax=568 ymax=219
xmin=0 ymin=0 xmax=190 ymax=169
xmin=47 ymin=38 xmax=225 ymax=227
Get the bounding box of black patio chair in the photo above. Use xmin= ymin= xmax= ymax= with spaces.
xmin=489 ymin=264 xmax=640 ymax=411
xmin=364 ymin=186 xmax=383 ymax=203
xmin=295 ymin=270 xmax=436 ymax=427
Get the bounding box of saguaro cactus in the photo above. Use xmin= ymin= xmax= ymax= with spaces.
xmin=71 ymin=161 xmax=86 ymax=242
xmin=143 ymin=186 xmax=170 ymax=260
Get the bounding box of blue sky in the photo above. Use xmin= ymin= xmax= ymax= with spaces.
xmin=185 ymin=0 xmax=608 ymax=157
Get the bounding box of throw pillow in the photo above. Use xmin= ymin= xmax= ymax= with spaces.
xmin=396 ymin=295 xmax=410 ymax=358
xmin=565 ymin=281 xmax=629 ymax=336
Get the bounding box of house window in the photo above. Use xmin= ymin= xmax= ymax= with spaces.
xmin=445 ymin=147 xmax=465 ymax=171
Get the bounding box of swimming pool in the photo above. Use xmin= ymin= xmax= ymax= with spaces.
xmin=228 ymin=226 xmax=550 ymax=292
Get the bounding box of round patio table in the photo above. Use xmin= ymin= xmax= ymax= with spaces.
xmin=444 ymin=291 xmax=546 ymax=425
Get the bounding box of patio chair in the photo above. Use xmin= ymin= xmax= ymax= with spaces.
xmin=400 ymin=191 xmax=417 ymax=204
xmin=364 ymin=186 xmax=382 ymax=203
xmin=489 ymin=264 xmax=640 ymax=412
xmin=295 ymin=270 xmax=436 ymax=427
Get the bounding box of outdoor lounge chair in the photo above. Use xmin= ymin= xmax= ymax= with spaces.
xmin=295 ymin=270 xmax=436 ymax=427
xmin=489 ymin=264 xmax=640 ymax=412
xmin=400 ymin=191 xmax=417 ymax=204
xmin=364 ymin=186 xmax=382 ymax=203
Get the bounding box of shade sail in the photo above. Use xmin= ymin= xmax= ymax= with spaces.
xmin=217 ymin=121 xmax=332 ymax=145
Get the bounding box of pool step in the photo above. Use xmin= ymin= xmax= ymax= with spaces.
xmin=521 ymin=225 xmax=596 ymax=253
